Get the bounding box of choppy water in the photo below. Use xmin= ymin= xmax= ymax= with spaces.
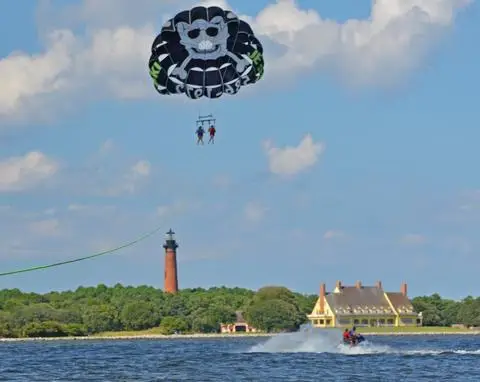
xmin=0 ymin=330 xmax=479 ymax=381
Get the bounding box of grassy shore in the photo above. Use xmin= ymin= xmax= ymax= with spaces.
xmin=0 ymin=332 xmax=272 ymax=342
xmin=340 ymin=326 xmax=475 ymax=334
xmin=97 ymin=330 xmax=271 ymax=338
xmin=95 ymin=326 xmax=476 ymax=338
xmin=1 ymin=326 xmax=478 ymax=342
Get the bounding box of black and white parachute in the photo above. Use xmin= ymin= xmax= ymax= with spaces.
xmin=148 ymin=6 xmax=264 ymax=100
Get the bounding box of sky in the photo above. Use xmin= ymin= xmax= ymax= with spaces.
xmin=0 ymin=0 xmax=479 ymax=299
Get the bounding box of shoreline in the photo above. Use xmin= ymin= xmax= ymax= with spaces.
xmin=1 ymin=331 xmax=479 ymax=342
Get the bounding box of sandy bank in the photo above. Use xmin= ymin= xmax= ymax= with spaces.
xmin=1 ymin=331 xmax=479 ymax=342
xmin=358 ymin=331 xmax=479 ymax=336
xmin=0 ymin=333 xmax=272 ymax=342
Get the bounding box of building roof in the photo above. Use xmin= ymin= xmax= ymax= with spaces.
xmin=325 ymin=286 xmax=395 ymax=315
xmin=235 ymin=311 xmax=246 ymax=323
xmin=385 ymin=292 xmax=415 ymax=314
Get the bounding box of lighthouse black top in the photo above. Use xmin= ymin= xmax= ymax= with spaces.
xmin=163 ymin=228 xmax=179 ymax=250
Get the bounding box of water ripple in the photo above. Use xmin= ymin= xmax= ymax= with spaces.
xmin=0 ymin=334 xmax=478 ymax=381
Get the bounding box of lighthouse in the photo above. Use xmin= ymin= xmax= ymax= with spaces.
xmin=163 ymin=228 xmax=179 ymax=293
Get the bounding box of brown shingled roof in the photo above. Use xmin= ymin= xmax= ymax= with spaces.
xmin=325 ymin=286 xmax=395 ymax=315
xmin=385 ymin=292 xmax=415 ymax=314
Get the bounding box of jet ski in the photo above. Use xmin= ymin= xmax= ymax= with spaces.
xmin=342 ymin=334 xmax=365 ymax=347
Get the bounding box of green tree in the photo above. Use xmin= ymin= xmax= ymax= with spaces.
xmin=64 ymin=323 xmax=88 ymax=336
xmin=0 ymin=322 xmax=16 ymax=338
xmin=0 ymin=284 xmax=478 ymax=338
xmin=245 ymin=298 xmax=303 ymax=332
xmin=162 ymin=295 xmax=190 ymax=317
xmin=159 ymin=316 xmax=189 ymax=335
xmin=411 ymin=299 xmax=441 ymax=326
xmin=253 ymin=286 xmax=298 ymax=305
xmin=82 ymin=304 xmax=119 ymax=333
xmin=457 ymin=296 xmax=480 ymax=327
xmin=0 ymin=311 xmax=16 ymax=337
xmin=191 ymin=306 xmax=236 ymax=333
xmin=10 ymin=303 xmax=61 ymax=328
xmin=411 ymin=294 xmax=465 ymax=327
xmin=294 ymin=294 xmax=318 ymax=319
xmin=120 ymin=301 xmax=160 ymax=330
xmin=23 ymin=321 xmax=67 ymax=337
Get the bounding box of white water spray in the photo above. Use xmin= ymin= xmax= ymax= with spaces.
xmin=246 ymin=326 xmax=480 ymax=356
xmin=247 ymin=326 xmax=390 ymax=354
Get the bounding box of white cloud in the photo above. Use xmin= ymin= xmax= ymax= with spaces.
xmin=0 ymin=205 xmax=12 ymax=212
xmin=212 ymin=174 xmax=232 ymax=189
xmin=43 ymin=208 xmax=56 ymax=216
xmin=29 ymin=218 xmax=62 ymax=237
xmin=0 ymin=151 xmax=59 ymax=192
xmin=289 ymin=228 xmax=307 ymax=240
xmin=103 ymin=159 xmax=152 ymax=196
xmin=458 ymin=189 xmax=480 ymax=211
xmin=196 ymin=0 xmax=230 ymax=9
xmin=99 ymin=139 xmax=114 ymax=155
xmin=0 ymin=202 xmax=156 ymax=261
xmin=263 ymin=134 xmax=325 ymax=176
xmin=401 ymin=233 xmax=427 ymax=245
xmin=0 ymin=140 xmax=154 ymax=198
xmin=244 ymin=201 xmax=268 ymax=222
xmin=0 ymin=200 xmax=164 ymax=264
xmin=254 ymin=0 xmax=471 ymax=86
xmin=0 ymin=25 xmax=155 ymax=121
xmin=0 ymin=0 xmax=470 ymax=120
xmin=178 ymin=248 xmax=227 ymax=263
xmin=440 ymin=236 xmax=472 ymax=254
xmin=0 ymin=30 xmax=75 ymax=117
xmin=68 ymin=204 xmax=86 ymax=211
xmin=67 ymin=204 xmax=117 ymax=216
xmin=323 ymin=230 xmax=346 ymax=240
xmin=131 ymin=160 xmax=151 ymax=177
xmin=157 ymin=200 xmax=192 ymax=218
xmin=45 ymin=139 xmax=156 ymax=197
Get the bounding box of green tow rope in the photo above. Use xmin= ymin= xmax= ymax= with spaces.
xmin=0 ymin=225 xmax=163 ymax=277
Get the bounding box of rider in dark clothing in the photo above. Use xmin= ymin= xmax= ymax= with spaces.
xmin=196 ymin=126 xmax=205 ymax=145
xmin=349 ymin=326 xmax=357 ymax=344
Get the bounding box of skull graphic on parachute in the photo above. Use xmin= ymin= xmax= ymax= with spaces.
xmin=148 ymin=6 xmax=264 ymax=144
xmin=173 ymin=16 xmax=248 ymax=80
xmin=148 ymin=6 xmax=264 ymax=100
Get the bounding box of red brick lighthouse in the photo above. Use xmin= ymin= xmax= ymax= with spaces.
xmin=163 ymin=228 xmax=179 ymax=293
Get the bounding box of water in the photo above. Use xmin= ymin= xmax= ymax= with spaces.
xmin=0 ymin=331 xmax=479 ymax=381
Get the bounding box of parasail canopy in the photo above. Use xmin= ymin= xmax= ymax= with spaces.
xmin=148 ymin=6 xmax=264 ymax=100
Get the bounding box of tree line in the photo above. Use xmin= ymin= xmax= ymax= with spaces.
xmin=0 ymin=284 xmax=316 ymax=338
xmin=0 ymin=284 xmax=478 ymax=338
xmin=410 ymin=293 xmax=479 ymax=327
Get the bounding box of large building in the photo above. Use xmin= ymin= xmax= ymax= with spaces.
xmin=307 ymin=280 xmax=422 ymax=328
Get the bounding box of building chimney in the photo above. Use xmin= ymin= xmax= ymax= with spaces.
xmin=355 ymin=281 xmax=362 ymax=289
xmin=401 ymin=281 xmax=407 ymax=297
xmin=336 ymin=280 xmax=342 ymax=290
xmin=319 ymin=283 xmax=326 ymax=313
xmin=376 ymin=281 xmax=382 ymax=290
xmin=163 ymin=228 xmax=179 ymax=293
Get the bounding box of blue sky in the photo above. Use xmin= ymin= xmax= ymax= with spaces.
xmin=0 ymin=0 xmax=479 ymax=299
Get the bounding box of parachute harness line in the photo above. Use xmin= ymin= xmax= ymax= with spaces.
xmin=0 ymin=225 xmax=164 ymax=277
